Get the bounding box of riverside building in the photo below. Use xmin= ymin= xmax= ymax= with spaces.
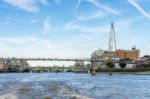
xmin=0 ymin=60 xmax=7 ymax=71
xmin=115 ymin=47 xmax=140 ymax=60
xmin=91 ymin=47 xmax=140 ymax=69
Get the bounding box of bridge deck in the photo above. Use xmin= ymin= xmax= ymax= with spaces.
xmin=0 ymin=57 xmax=91 ymax=61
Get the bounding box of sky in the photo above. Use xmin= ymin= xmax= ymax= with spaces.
xmin=0 ymin=0 xmax=150 ymax=66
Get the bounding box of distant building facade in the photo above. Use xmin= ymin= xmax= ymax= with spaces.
xmin=0 ymin=60 xmax=5 ymax=70
xmin=91 ymin=49 xmax=108 ymax=69
xmin=18 ymin=59 xmax=29 ymax=72
xmin=116 ymin=47 xmax=140 ymax=60
xmin=75 ymin=60 xmax=84 ymax=67
xmin=0 ymin=60 xmax=7 ymax=70
xmin=74 ymin=60 xmax=85 ymax=71
xmin=5 ymin=58 xmax=30 ymax=72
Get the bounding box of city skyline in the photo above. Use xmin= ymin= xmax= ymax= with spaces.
xmin=0 ymin=0 xmax=150 ymax=66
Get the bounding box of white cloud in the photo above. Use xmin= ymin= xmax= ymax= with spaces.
xmin=62 ymin=15 xmax=144 ymax=44
xmin=128 ymin=0 xmax=150 ymax=19
xmin=30 ymin=19 xmax=39 ymax=23
xmin=53 ymin=0 xmax=61 ymax=4
xmin=86 ymin=0 xmax=119 ymax=15
xmin=0 ymin=36 xmax=93 ymax=66
xmin=75 ymin=0 xmax=118 ymax=15
xmin=0 ymin=37 xmax=94 ymax=57
xmin=76 ymin=11 xmax=104 ymax=21
xmin=0 ymin=37 xmax=37 ymax=45
xmin=75 ymin=0 xmax=81 ymax=13
xmin=63 ymin=21 xmax=112 ymax=34
xmin=39 ymin=0 xmax=48 ymax=5
xmin=43 ymin=17 xmax=55 ymax=34
xmin=4 ymin=0 xmax=48 ymax=13
xmin=6 ymin=16 xmax=13 ymax=20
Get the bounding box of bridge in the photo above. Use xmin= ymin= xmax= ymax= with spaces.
xmin=0 ymin=57 xmax=114 ymax=74
xmin=0 ymin=57 xmax=91 ymax=62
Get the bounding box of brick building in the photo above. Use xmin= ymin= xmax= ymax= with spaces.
xmin=115 ymin=47 xmax=140 ymax=60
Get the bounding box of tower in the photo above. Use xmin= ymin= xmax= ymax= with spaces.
xmin=109 ymin=22 xmax=116 ymax=52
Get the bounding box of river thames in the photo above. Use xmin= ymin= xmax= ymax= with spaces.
xmin=0 ymin=73 xmax=150 ymax=99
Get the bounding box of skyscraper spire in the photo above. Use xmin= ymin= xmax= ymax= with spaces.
xmin=109 ymin=22 xmax=116 ymax=52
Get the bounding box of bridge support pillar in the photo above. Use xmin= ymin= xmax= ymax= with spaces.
xmin=90 ymin=65 xmax=96 ymax=75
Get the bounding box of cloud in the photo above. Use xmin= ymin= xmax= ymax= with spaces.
xmin=0 ymin=36 xmax=93 ymax=58
xmin=63 ymin=15 xmax=144 ymax=35
xmin=53 ymin=0 xmax=61 ymax=4
xmin=30 ymin=19 xmax=39 ymax=23
xmin=43 ymin=17 xmax=55 ymax=34
xmin=75 ymin=0 xmax=81 ymax=13
xmin=76 ymin=11 xmax=104 ymax=21
xmin=86 ymin=0 xmax=119 ymax=15
xmin=0 ymin=37 xmax=37 ymax=45
xmin=6 ymin=16 xmax=13 ymax=20
xmin=4 ymin=0 xmax=48 ymax=13
xmin=63 ymin=21 xmax=109 ymax=33
xmin=127 ymin=0 xmax=150 ymax=19
xmin=39 ymin=0 xmax=48 ymax=5
xmin=74 ymin=0 xmax=118 ymax=15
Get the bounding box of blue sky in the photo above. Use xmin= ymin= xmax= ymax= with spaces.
xmin=0 ymin=0 xmax=150 ymax=66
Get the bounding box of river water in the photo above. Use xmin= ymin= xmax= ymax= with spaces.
xmin=0 ymin=73 xmax=150 ymax=99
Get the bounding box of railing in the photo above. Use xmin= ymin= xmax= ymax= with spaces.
xmin=0 ymin=57 xmax=91 ymax=61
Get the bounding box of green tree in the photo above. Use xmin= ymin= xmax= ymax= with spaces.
xmin=106 ymin=62 xmax=115 ymax=68
xmin=119 ymin=62 xmax=126 ymax=68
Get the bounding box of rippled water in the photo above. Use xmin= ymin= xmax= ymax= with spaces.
xmin=0 ymin=73 xmax=150 ymax=99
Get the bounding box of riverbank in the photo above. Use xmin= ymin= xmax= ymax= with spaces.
xmin=75 ymin=68 xmax=150 ymax=75
xmin=1 ymin=68 xmax=150 ymax=75
xmin=96 ymin=71 xmax=150 ymax=75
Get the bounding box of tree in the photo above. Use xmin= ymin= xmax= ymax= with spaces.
xmin=119 ymin=62 xmax=126 ymax=68
xmin=106 ymin=62 xmax=115 ymax=68
xmin=136 ymin=64 xmax=150 ymax=68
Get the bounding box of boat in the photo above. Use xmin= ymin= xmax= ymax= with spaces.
xmin=109 ymin=73 xmax=112 ymax=76
xmin=90 ymin=69 xmax=96 ymax=75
